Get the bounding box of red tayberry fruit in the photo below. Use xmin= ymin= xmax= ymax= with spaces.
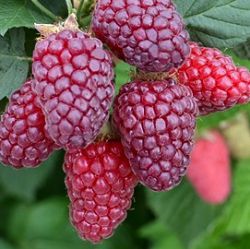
xmin=178 ymin=42 xmax=250 ymax=115
xmin=113 ymin=79 xmax=198 ymax=191
xmin=92 ymin=0 xmax=190 ymax=72
xmin=187 ymin=131 xmax=231 ymax=204
xmin=0 ymin=80 xmax=57 ymax=168
xmin=64 ymin=141 xmax=138 ymax=243
xmin=32 ymin=29 xmax=114 ymax=149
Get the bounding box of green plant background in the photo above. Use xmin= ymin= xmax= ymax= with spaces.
xmin=1 ymin=1 xmax=250 ymax=248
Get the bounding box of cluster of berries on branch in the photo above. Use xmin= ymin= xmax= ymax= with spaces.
xmin=0 ymin=0 xmax=249 ymax=244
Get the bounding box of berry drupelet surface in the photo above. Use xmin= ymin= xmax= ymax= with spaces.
xmin=92 ymin=0 xmax=190 ymax=72
xmin=178 ymin=42 xmax=250 ymax=115
xmin=0 ymin=80 xmax=57 ymax=168
xmin=113 ymin=79 xmax=198 ymax=191
xmin=32 ymin=29 xmax=114 ymax=150
xmin=64 ymin=141 xmax=138 ymax=243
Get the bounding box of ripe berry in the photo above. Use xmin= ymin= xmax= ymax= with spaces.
xmin=187 ymin=131 xmax=231 ymax=204
xmin=178 ymin=42 xmax=250 ymax=115
xmin=0 ymin=80 xmax=57 ymax=168
xmin=92 ymin=0 xmax=190 ymax=72
xmin=32 ymin=29 xmax=114 ymax=149
xmin=113 ymin=79 xmax=198 ymax=191
xmin=64 ymin=141 xmax=138 ymax=243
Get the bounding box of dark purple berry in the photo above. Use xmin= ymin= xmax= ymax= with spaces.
xmin=92 ymin=0 xmax=190 ymax=72
xmin=113 ymin=79 xmax=198 ymax=191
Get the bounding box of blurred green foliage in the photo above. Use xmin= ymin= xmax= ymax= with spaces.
xmin=0 ymin=0 xmax=250 ymax=249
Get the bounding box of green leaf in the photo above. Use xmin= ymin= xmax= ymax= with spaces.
xmin=21 ymin=198 xmax=69 ymax=240
xmin=8 ymin=197 xmax=140 ymax=249
xmin=174 ymin=0 xmax=250 ymax=49
xmin=0 ymin=239 xmax=15 ymax=249
xmin=219 ymin=159 xmax=250 ymax=235
xmin=147 ymin=180 xmax=222 ymax=246
xmin=0 ymin=150 xmax=64 ymax=201
xmin=7 ymin=204 xmax=33 ymax=243
xmin=0 ymin=0 xmax=53 ymax=36
xmin=191 ymin=214 xmax=250 ymax=249
xmin=140 ymin=221 xmax=184 ymax=249
xmin=0 ymin=29 xmax=29 ymax=100
xmin=189 ymin=215 xmax=227 ymax=249
xmin=8 ymin=198 xmax=89 ymax=249
xmin=193 ymin=234 xmax=250 ymax=249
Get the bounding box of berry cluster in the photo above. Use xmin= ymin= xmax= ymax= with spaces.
xmin=0 ymin=0 xmax=249 ymax=244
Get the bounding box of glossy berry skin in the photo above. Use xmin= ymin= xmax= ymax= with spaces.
xmin=0 ymin=80 xmax=57 ymax=168
xmin=113 ymin=80 xmax=198 ymax=191
xmin=64 ymin=141 xmax=138 ymax=243
xmin=178 ymin=43 xmax=250 ymax=115
xmin=92 ymin=0 xmax=190 ymax=72
xmin=32 ymin=30 xmax=114 ymax=149
xmin=187 ymin=131 xmax=231 ymax=204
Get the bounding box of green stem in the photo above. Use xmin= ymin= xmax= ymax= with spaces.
xmin=65 ymin=0 xmax=73 ymax=15
xmin=31 ymin=0 xmax=57 ymax=20
xmin=77 ymin=0 xmax=85 ymax=21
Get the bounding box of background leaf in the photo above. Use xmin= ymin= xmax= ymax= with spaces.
xmin=0 ymin=150 xmax=64 ymax=201
xmin=7 ymin=197 xmax=142 ymax=249
xmin=0 ymin=0 xmax=53 ymax=36
xmin=219 ymin=159 xmax=250 ymax=235
xmin=140 ymin=221 xmax=184 ymax=249
xmin=7 ymin=198 xmax=89 ymax=249
xmin=0 ymin=239 xmax=15 ymax=249
xmin=174 ymin=0 xmax=250 ymax=49
xmin=146 ymin=180 xmax=222 ymax=247
xmin=0 ymin=29 xmax=29 ymax=100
